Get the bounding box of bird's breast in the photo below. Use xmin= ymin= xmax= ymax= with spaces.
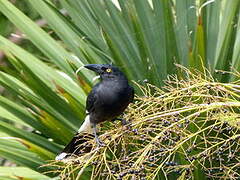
xmin=98 ymin=81 xmax=130 ymax=103
xmin=93 ymin=81 xmax=132 ymax=122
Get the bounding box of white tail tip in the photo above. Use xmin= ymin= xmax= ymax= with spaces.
xmin=55 ymin=153 xmax=68 ymax=161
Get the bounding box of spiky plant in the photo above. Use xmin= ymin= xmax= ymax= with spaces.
xmin=0 ymin=0 xmax=239 ymax=179
xmin=49 ymin=67 xmax=240 ymax=180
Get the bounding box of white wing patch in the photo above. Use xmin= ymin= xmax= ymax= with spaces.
xmin=78 ymin=115 xmax=93 ymax=134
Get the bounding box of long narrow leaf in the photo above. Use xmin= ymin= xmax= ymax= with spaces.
xmin=0 ymin=0 xmax=75 ymax=78
xmin=0 ymin=167 xmax=51 ymax=180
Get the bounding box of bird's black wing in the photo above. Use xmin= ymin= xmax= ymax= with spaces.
xmin=130 ymin=86 xmax=134 ymax=103
xmin=86 ymin=88 xmax=98 ymax=114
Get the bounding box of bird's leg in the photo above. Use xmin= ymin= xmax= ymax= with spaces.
xmin=92 ymin=123 xmax=105 ymax=147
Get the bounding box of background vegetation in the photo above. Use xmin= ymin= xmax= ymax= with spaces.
xmin=0 ymin=0 xmax=239 ymax=179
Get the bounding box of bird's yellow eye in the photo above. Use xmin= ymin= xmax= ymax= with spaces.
xmin=106 ymin=68 xmax=112 ymax=73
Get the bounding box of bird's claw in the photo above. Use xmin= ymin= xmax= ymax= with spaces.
xmin=96 ymin=137 xmax=105 ymax=147
xmin=98 ymin=142 xmax=105 ymax=147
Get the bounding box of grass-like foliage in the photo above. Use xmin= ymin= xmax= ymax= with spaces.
xmin=48 ymin=67 xmax=240 ymax=180
xmin=0 ymin=0 xmax=239 ymax=179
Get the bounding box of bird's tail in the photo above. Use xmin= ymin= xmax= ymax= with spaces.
xmin=55 ymin=115 xmax=93 ymax=161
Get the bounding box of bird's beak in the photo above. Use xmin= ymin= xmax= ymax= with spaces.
xmin=84 ymin=64 xmax=102 ymax=73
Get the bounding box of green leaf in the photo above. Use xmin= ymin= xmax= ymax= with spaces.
xmin=134 ymin=0 xmax=165 ymax=85
xmin=214 ymin=0 xmax=240 ymax=70
xmin=0 ymin=35 xmax=87 ymax=107
xmin=0 ymin=0 xmax=75 ymax=78
xmin=0 ymin=167 xmax=52 ymax=180
xmin=88 ymin=0 xmax=143 ymax=82
xmin=202 ymin=0 xmax=221 ymax=70
xmin=60 ymin=0 xmax=107 ymax=50
xmin=27 ymin=0 xmax=87 ymax=63
xmin=0 ymin=137 xmax=55 ymax=160
xmin=231 ymin=10 xmax=240 ymax=74
xmin=0 ymin=120 xmax=61 ymax=153
xmin=191 ymin=16 xmax=205 ymax=72
xmin=0 ymin=139 xmax=48 ymax=172
xmin=0 ymin=95 xmax=41 ymax=128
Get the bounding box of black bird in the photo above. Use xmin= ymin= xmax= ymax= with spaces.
xmin=56 ymin=64 xmax=134 ymax=161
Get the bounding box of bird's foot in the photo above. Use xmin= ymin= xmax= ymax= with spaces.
xmin=95 ymin=137 xmax=105 ymax=147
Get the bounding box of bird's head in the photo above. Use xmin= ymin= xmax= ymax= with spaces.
xmin=84 ymin=64 xmax=125 ymax=80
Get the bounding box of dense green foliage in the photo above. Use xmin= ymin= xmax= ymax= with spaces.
xmin=0 ymin=0 xmax=239 ymax=179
